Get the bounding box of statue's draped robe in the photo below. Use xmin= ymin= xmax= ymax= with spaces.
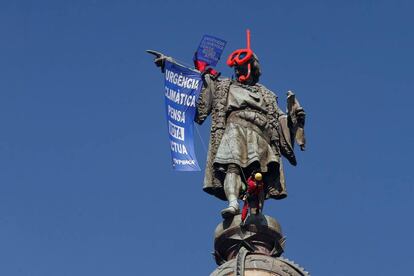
xmin=195 ymin=76 xmax=297 ymax=201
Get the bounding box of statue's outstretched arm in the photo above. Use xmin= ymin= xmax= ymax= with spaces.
xmin=146 ymin=49 xmax=215 ymax=125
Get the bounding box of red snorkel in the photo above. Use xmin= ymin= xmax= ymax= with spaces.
xmin=226 ymin=29 xmax=254 ymax=82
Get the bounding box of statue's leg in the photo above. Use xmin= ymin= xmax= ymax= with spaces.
xmin=221 ymin=164 xmax=242 ymax=219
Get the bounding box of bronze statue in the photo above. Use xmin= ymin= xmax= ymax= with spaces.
xmin=149 ymin=30 xmax=306 ymax=219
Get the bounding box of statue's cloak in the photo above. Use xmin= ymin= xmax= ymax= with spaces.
xmin=195 ymin=76 xmax=297 ymax=201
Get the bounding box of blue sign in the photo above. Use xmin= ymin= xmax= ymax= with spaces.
xmin=196 ymin=35 xmax=227 ymax=67
xmin=164 ymin=60 xmax=202 ymax=171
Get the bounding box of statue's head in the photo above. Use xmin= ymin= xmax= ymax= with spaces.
xmin=226 ymin=29 xmax=261 ymax=85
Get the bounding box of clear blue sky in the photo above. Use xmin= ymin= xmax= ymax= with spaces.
xmin=1 ymin=1 xmax=413 ymax=275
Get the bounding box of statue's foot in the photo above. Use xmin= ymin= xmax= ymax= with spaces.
xmin=221 ymin=202 xmax=240 ymax=219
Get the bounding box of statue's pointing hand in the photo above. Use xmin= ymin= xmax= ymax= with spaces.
xmin=146 ymin=50 xmax=167 ymax=73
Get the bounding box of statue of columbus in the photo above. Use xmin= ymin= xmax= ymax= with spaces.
xmin=151 ymin=30 xmax=306 ymax=218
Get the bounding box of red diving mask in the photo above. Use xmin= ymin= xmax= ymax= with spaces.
xmin=226 ymin=29 xmax=254 ymax=82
